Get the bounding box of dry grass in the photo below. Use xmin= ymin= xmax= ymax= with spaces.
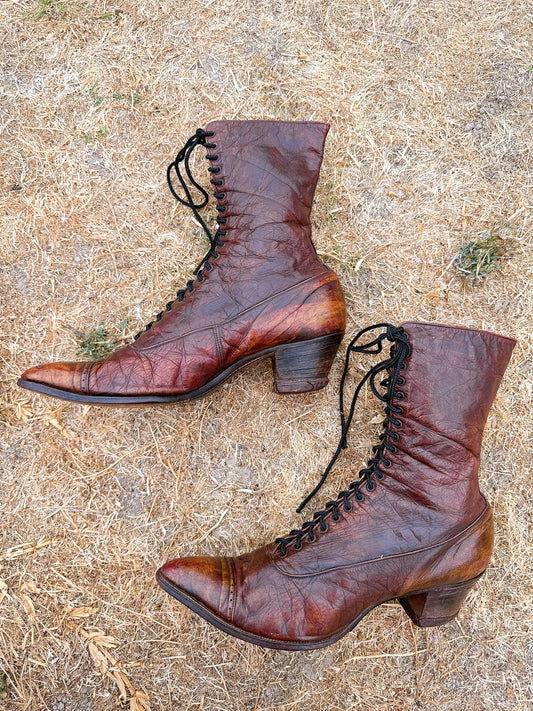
xmin=1 ymin=0 xmax=532 ymax=709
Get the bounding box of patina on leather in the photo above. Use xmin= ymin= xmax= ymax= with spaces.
xmin=18 ymin=120 xmax=346 ymax=404
xmin=157 ymin=322 xmax=515 ymax=650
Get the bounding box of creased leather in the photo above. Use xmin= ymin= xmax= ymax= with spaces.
xmin=159 ymin=322 xmax=515 ymax=645
xmin=20 ymin=121 xmax=346 ymax=398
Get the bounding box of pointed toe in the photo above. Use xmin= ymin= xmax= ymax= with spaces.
xmin=157 ymin=556 xmax=233 ymax=619
xmin=18 ymin=362 xmax=90 ymax=397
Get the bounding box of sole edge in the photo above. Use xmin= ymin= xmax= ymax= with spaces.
xmin=17 ymin=332 xmax=344 ymax=406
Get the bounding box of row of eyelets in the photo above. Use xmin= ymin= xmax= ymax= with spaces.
xmin=275 ymin=325 xmax=411 ymax=558
xmin=134 ymin=128 xmax=227 ymax=339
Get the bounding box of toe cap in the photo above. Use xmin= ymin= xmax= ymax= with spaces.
xmin=19 ymin=361 xmax=90 ymax=394
xmin=158 ymin=556 xmax=234 ymax=620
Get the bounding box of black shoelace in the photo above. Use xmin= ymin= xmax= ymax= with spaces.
xmin=276 ymin=323 xmax=412 ymax=558
xmin=134 ymin=128 xmax=227 ymax=340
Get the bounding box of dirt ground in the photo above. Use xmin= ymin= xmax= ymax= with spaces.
xmin=1 ymin=1 xmax=532 ymax=709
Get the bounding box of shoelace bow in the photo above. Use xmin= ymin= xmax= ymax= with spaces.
xmin=135 ymin=128 xmax=227 ymax=340
xmin=276 ymin=323 xmax=412 ymax=558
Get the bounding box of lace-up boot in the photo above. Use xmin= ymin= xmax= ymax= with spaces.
xmin=157 ymin=322 xmax=515 ymax=649
xmin=18 ymin=121 xmax=346 ymax=404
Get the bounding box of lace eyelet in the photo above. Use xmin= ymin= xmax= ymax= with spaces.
xmin=319 ymin=523 xmax=328 ymax=532
xmin=395 ymin=391 xmax=404 ymax=399
xmin=375 ymin=471 xmax=384 ymax=480
xmin=332 ymin=511 xmax=340 ymax=521
xmin=344 ymin=503 xmax=352 ymax=512
xmin=397 ymin=377 xmax=405 ymax=385
xmin=307 ymin=533 xmax=316 ymax=543
xmin=355 ymin=492 xmax=364 ymax=502
xmin=366 ymin=481 xmax=375 ymax=491
xmin=383 ymin=459 xmax=392 ymax=468
xmin=391 ymin=432 xmax=399 ymax=441
xmin=389 ymin=445 xmax=397 ymax=453
xmin=294 ymin=541 xmax=302 ymax=551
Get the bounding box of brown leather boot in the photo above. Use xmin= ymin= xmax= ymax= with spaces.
xmin=18 ymin=121 xmax=346 ymax=404
xmin=157 ymin=322 xmax=515 ymax=650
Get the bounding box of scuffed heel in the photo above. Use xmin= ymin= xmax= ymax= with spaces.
xmin=273 ymin=332 xmax=344 ymax=394
xmin=398 ymin=573 xmax=484 ymax=627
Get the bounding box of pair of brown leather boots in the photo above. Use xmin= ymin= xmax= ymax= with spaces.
xmin=18 ymin=121 xmax=515 ymax=650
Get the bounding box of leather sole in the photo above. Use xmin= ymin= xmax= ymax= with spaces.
xmin=17 ymin=332 xmax=344 ymax=405
xmin=156 ymin=568 xmax=484 ymax=651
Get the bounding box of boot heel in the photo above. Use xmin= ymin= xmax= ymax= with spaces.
xmin=398 ymin=573 xmax=484 ymax=627
xmin=273 ymin=332 xmax=344 ymax=394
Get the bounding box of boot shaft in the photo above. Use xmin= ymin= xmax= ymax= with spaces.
xmin=203 ymin=120 xmax=330 ymax=287
xmin=205 ymin=120 xmax=329 ymax=228
xmin=384 ymin=322 xmax=516 ymax=520
xmin=400 ymin=322 xmax=516 ymax=454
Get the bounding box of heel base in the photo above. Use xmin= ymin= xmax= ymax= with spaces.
xmin=398 ymin=573 xmax=484 ymax=628
xmin=274 ymin=377 xmax=329 ymax=394
xmin=400 ymin=608 xmax=458 ymax=628
xmin=272 ymin=332 xmax=343 ymax=395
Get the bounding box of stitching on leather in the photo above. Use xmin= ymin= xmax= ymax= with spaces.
xmin=271 ymin=501 xmax=491 ymax=578
xmin=80 ymin=367 xmax=87 ymax=393
xmin=227 ymin=557 xmax=237 ymax=622
xmin=213 ymin=325 xmax=224 ymax=369
xmin=82 ymin=362 xmax=97 ymax=394
xmin=134 ymin=271 xmax=334 ymax=352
